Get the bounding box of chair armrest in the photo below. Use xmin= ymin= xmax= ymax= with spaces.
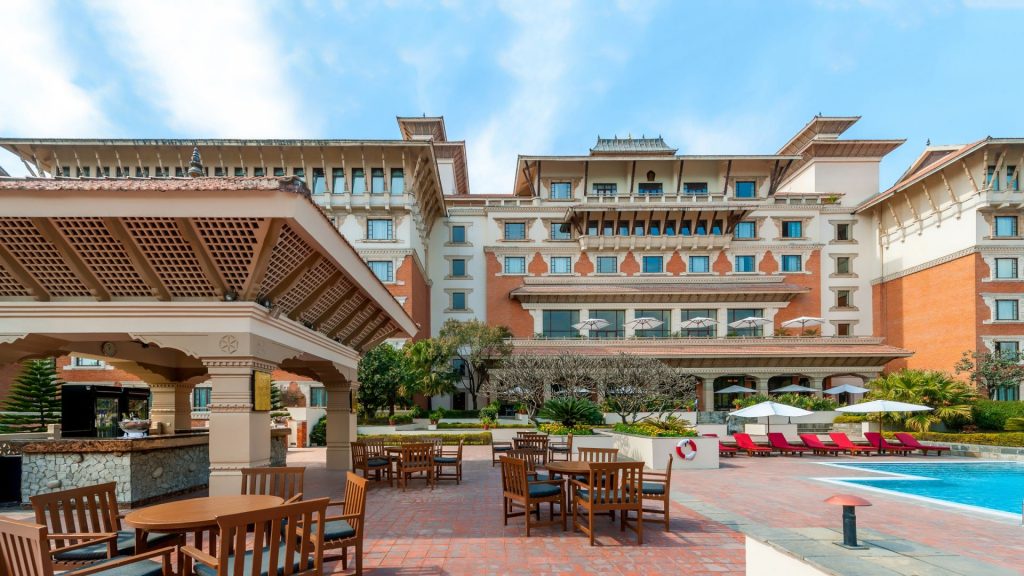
xmin=48 ymin=533 xmax=118 ymax=555
xmin=568 ymin=479 xmax=589 ymax=490
xmin=328 ymin=499 xmax=346 ymax=508
xmin=66 ymin=546 xmax=176 ymax=576
xmin=527 ymin=479 xmax=564 ymax=486
xmin=180 ymin=545 xmax=219 ymax=568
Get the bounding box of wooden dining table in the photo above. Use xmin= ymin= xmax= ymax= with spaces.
xmin=544 ymin=460 xmax=590 ymax=477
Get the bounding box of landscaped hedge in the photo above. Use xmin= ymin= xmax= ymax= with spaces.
xmin=889 ymin=431 xmax=1024 ymax=447
xmin=357 ymin=432 xmax=493 ymax=445
xmin=971 ymin=400 xmax=1024 ymax=431
xmin=359 ymin=415 xmax=413 ymax=425
xmin=442 ymin=409 xmax=480 ymax=419
xmin=436 ymin=422 xmax=532 ymax=429
xmin=538 ymin=423 xmax=598 ymax=436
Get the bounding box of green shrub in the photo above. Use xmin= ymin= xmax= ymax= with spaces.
xmin=971 ymin=400 xmax=1024 ymax=431
xmin=309 ymin=415 xmax=326 ymax=446
xmin=442 ymin=409 xmax=480 ymax=419
xmin=357 ymin=432 xmax=493 ymax=445
xmin=735 ymin=393 xmax=838 ymax=411
xmin=359 ymin=414 xmax=414 ymax=425
xmin=538 ymin=423 xmax=597 ymax=436
xmin=409 ymin=405 xmax=428 ymax=419
xmin=888 ymin=431 xmax=1024 ymax=447
xmin=479 ymin=401 xmax=500 ymax=421
xmin=428 ymin=407 xmax=446 ymax=422
xmin=833 ymin=414 xmax=869 ymax=423
xmin=538 ymin=398 xmax=604 ymax=427
xmin=1005 ymin=417 xmax=1024 ymax=432
xmin=612 ymin=417 xmax=697 ymax=437
xmin=436 ymin=422 xmax=532 ymax=429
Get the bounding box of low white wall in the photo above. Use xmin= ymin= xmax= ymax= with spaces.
xmin=744 ymin=423 xmax=799 ymax=440
xmin=611 ymin=433 xmax=718 ymax=470
xmin=695 ymin=424 xmax=728 ymax=438
xmin=746 ymin=537 xmax=827 ymax=576
xmin=602 ymin=411 xmax=696 ymax=425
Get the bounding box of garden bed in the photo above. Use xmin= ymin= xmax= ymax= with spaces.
xmin=356 ymin=432 xmax=492 ymax=445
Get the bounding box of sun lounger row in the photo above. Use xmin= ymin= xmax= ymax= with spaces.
xmin=719 ymin=432 xmax=951 ymax=457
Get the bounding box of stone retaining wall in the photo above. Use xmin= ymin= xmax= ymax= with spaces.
xmin=931 ymin=440 xmax=1024 ymax=461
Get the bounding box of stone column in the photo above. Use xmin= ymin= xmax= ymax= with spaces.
xmin=808 ymin=376 xmax=826 ymax=398
xmin=324 ymin=380 xmax=354 ymax=471
xmin=702 ymin=377 xmax=716 ymax=412
xmin=752 ymin=375 xmax=769 ymax=395
xmin=205 ymin=359 xmax=272 ymax=496
xmin=149 ymin=381 xmax=194 ymax=434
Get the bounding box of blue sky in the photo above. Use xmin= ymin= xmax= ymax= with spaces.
xmin=2 ymin=0 xmax=1024 ymax=192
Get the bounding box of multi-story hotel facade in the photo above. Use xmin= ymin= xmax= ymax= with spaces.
xmin=2 ymin=114 xmax=1021 ymax=423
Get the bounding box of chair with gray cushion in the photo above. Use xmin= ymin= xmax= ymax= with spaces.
xmin=434 ymin=440 xmax=464 ymax=484
xmin=311 ymin=472 xmax=367 ymax=575
xmin=630 ymin=454 xmax=672 ymax=531
xmin=499 ymin=456 xmax=566 ymax=536
xmin=0 ymin=516 xmax=174 ymax=576
xmin=351 ymin=441 xmax=392 ymax=486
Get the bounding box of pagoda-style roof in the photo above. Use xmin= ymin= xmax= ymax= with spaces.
xmin=590 ymin=136 xmax=677 ymax=156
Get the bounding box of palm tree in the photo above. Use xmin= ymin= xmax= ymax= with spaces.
xmin=866 ymin=370 xmax=977 ymax=432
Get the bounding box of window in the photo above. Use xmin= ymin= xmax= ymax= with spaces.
xmin=987 ymin=165 xmax=999 ymax=191
xmin=781 ymin=220 xmax=803 ymax=238
xmin=116 ymin=166 xmax=131 ymax=178
xmin=73 ymin=357 xmax=103 ymax=367
xmin=781 ymin=255 xmax=802 ymax=272
xmin=735 ymin=255 xmax=755 ymax=273
xmin=995 ymin=299 xmax=1019 ymax=320
xmin=648 ymin=221 xmax=661 ymax=236
xmin=273 ymin=167 xmax=286 ymax=177
xmin=596 ymin=256 xmax=618 ymax=274
xmin=835 ymin=223 xmax=852 ymax=241
xmin=711 ymin=220 xmax=723 ymax=235
xmin=836 ymin=289 xmax=852 ymax=308
xmin=451 ymin=225 xmax=467 ymax=244
xmin=592 ymin=183 xmax=617 ymax=197
xmin=664 ymin=220 xmax=676 ymax=236
xmin=370 ymin=168 xmax=385 ymax=194
xmin=450 ymin=258 xmax=467 ymax=278
xmin=995 ymin=258 xmax=1018 ymax=279
xmin=352 ymin=168 xmax=366 ymax=195
xmin=602 ymin=220 xmax=614 ymax=236
xmin=543 ymin=310 xmax=579 ymax=338
xmin=638 ymin=183 xmax=663 ymax=197
xmin=292 ymin=167 xmax=304 ymax=182
xmin=136 ymin=167 xmax=151 ymax=177
xmin=728 ymin=308 xmax=764 ymax=337
xmin=735 ymin=180 xmax=756 ymax=198
xmin=617 ymin=220 xmax=629 ymax=236
xmin=995 ymin=341 xmax=1020 ymax=360
xmin=683 ymin=309 xmax=717 ymax=337
xmin=368 ymin=261 xmax=393 ymax=282
xmin=390 ymin=168 xmax=404 ymax=195
xmin=994 ymin=216 xmax=1018 ymax=237
xmin=734 ymin=221 xmax=756 ymax=239
xmin=234 ymin=167 xmax=246 ymax=177
xmin=588 ymin=220 xmax=600 ymax=236
xmin=590 ymin=310 xmax=625 ymax=339
xmin=450 ymin=291 xmax=467 ymax=311
xmin=642 ymin=255 xmax=664 ymax=274
xmin=504 ymin=256 xmax=526 ymax=275
xmin=192 ymin=388 xmax=211 ymax=410
xmin=311 ymin=168 xmax=326 ymax=194
xmin=254 ymin=167 xmax=265 ymax=177
xmin=695 ymin=220 xmax=707 ymax=235
xmin=632 ymin=221 xmax=645 ymax=236
xmin=332 ymin=168 xmax=346 ymax=193
xmin=76 ymin=166 xmax=91 ymax=177
xmin=683 ymin=182 xmax=708 ymax=196
xmin=366 ymin=219 xmax=393 ymax=240
xmin=550 ymin=257 xmax=572 ymax=274
xmin=634 ymin=309 xmax=670 ymax=338
xmin=550 ymin=181 xmax=572 ymax=199
xmin=836 ymin=323 xmax=852 ymax=337
xmin=1008 ymin=166 xmax=1019 ymax=191
xmin=98 ymin=166 xmax=110 ymax=177
xmin=309 ymin=388 xmax=327 ymax=407
xmin=504 ymin=222 xmax=527 ymax=240
xmin=689 ymin=255 xmax=710 ymax=273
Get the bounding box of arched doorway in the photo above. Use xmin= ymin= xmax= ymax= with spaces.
xmin=767 ymin=374 xmax=811 ymax=394
xmin=712 ymin=375 xmax=756 ymax=411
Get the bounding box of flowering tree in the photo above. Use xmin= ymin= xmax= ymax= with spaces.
xmin=482 ymin=354 xmax=549 ymax=423
xmin=597 ymin=354 xmax=696 ymax=424
xmin=954 ymin=350 xmax=1024 ymax=400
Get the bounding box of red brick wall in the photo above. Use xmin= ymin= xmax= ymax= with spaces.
xmin=575 ymin=253 xmax=594 ymax=275
xmin=485 ymin=252 xmax=534 ymax=337
xmin=55 ymin=356 xmax=144 ymax=384
xmin=774 ymin=250 xmax=822 ymax=329
xmin=712 ymin=252 xmax=731 ymax=275
xmin=392 ymin=255 xmax=431 ymax=340
xmin=0 ymin=362 xmax=20 ymax=405
xmin=666 ymin=251 xmax=686 ymax=274
xmin=976 ymin=253 xmax=1024 ymax=345
xmin=620 ymin=251 xmax=640 ymax=276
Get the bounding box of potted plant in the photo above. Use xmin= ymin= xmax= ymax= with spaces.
xmin=480 ymin=416 xmax=496 ymax=430
xmin=428 ymin=408 xmax=446 ymax=430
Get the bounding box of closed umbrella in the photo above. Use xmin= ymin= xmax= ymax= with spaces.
xmin=836 ymin=399 xmax=932 ymax=430
xmin=625 ymin=317 xmax=664 ymax=331
xmin=771 ymin=384 xmax=818 ymax=393
xmin=572 ymin=318 xmax=610 ymax=332
xmin=729 ymin=401 xmax=813 ymax=435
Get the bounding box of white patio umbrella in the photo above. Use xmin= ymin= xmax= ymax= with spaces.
xmin=679 ymin=317 xmax=718 ymax=330
xmin=572 ymin=318 xmax=610 ymax=332
xmin=715 ymin=385 xmax=757 ymax=394
xmin=836 ymin=399 xmax=932 ymax=429
xmin=780 ymin=316 xmax=826 ymax=330
xmin=727 ymin=316 xmax=771 ymax=330
xmin=625 ymin=317 xmax=664 ymax=331
xmin=729 ymin=401 xmax=813 ymax=435
xmin=772 ymin=384 xmax=818 ymax=393
xmin=823 ymin=384 xmax=870 ymax=395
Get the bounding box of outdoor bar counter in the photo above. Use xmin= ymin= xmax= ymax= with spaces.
xmin=18 ymin=429 xmax=289 ymax=505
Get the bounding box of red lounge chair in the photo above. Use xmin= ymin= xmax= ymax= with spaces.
xmin=894 ymin=433 xmax=951 ymax=456
xmin=702 ymin=433 xmax=738 ymax=457
xmin=864 ymin=432 xmax=913 ymax=455
xmin=767 ymin=432 xmax=809 ymax=456
xmin=828 ymin=432 xmax=875 ymax=455
xmin=798 ymin=433 xmax=843 ymax=456
xmin=733 ymin=433 xmax=773 ymax=456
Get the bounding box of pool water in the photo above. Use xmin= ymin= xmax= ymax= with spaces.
xmin=826 ymin=461 xmax=1024 ymax=516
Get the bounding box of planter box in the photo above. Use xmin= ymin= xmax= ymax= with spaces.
xmin=610 ymin=432 xmax=718 ymax=470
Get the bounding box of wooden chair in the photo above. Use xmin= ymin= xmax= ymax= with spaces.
xmin=499 ymin=456 xmax=566 ymax=536
xmin=0 ymin=516 xmax=175 ymax=576
xmin=350 ymin=442 xmax=392 ymax=486
xmin=30 ymin=482 xmax=182 ymax=570
xmin=516 ymin=431 xmax=548 ymax=438
xmin=507 ymin=448 xmax=548 ymax=481
xmin=548 ymin=433 xmax=573 ymax=461
xmin=632 ymin=455 xmax=672 ymax=531
xmin=181 ymin=498 xmax=329 ymax=576
xmin=240 ymin=466 xmax=306 ymax=501
xmin=570 ymin=462 xmax=644 ymax=546
xmin=577 ymin=447 xmax=618 ymax=463
xmin=491 ymin=437 xmax=513 ymax=467
xmin=314 ymin=472 xmax=367 ymax=576
xmin=434 ymin=440 xmax=464 ymax=484
xmin=513 ymin=436 xmax=549 ymax=465
xmin=396 ymin=443 xmax=435 ymax=490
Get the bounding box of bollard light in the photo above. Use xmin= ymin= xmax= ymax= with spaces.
xmin=825 ymin=494 xmax=872 ymax=549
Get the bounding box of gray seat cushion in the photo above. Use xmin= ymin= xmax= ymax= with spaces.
xmin=576 ymin=488 xmax=635 ymax=503
xmin=71 ymin=557 xmax=166 ymax=576
xmin=55 ymin=530 xmax=178 ymax=561
xmin=527 ymin=472 xmax=550 ymax=482
xmin=194 ymin=543 xmax=312 ymax=576
xmin=303 ymin=519 xmax=356 ymax=542
xmin=366 ymin=458 xmax=390 ymax=467
xmin=433 ymin=456 xmax=458 ymax=464
xmin=641 ymin=482 xmax=665 ymax=495
xmin=493 ymin=445 xmax=512 ymax=452
xmin=527 ymin=483 xmax=561 ymax=498
xmin=550 ymin=446 xmax=569 ymax=452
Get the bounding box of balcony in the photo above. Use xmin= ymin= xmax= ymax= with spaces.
xmin=579 ymin=233 xmax=731 ymax=251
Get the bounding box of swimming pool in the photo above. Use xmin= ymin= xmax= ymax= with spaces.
xmin=817 ymin=461 xmax=1024 ymax=518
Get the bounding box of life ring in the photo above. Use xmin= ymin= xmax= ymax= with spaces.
xmin=675 ymin=439 xmax=698 ymax=461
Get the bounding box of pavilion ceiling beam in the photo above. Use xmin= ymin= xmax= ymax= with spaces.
xmin=240 ymin=219 xmax=284 ymax=300
xmin=0 ymin=242 xmax=49 ymax=301
xmin=353 ymin=316 xmax=392 ymax=351
xmin=32 ymin=218 xmax=111 ymax=301
xmin=264 ymin=252 xmax=322 ymax=302
xmin=328 ymin=295 xmax=368 ymax=337
xmin=314 ymin=285 xmax=358 ymax=327
xmin=175 ymin=218 xmax=227 ymax=297
xmin=290 ymin=271 xmax=342 ymax=322
xmin=343 ymin=312 xmax=384 ymax=346
xmin=102 ymin=217 xmax=171 ymax=301
xmin=361 ymin=325 xmax=399 ymax=352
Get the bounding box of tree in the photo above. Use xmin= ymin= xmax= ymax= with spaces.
xmin=0 ymin=359 xmax=62 ymax=433
xmin=438 ymin=319 xmax=512 ymax=410
xmin=547 ymin=354 xmax=600 ymax=399
xmin=954 ymin=350 xmax=1024 ymax=400
xmin=356 ymin=343 xmax=412 ymax=417
xmin=270 ymin=382 xmax=283 ymax=410
xmin=404 ymin=339 xmax=458 ymax=403
xmin=596 ymin=354 xmax=696 ymax=424
xmin=482 ymin=354 xmax=550 ymax=423
xmin=866 ymin=369 xmax=977 ymax=432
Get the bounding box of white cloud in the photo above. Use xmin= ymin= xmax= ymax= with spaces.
xmin=0 ymin=0 xmax=110 ymax=138
xmin=86 ymin=0 xmax=310 ymax=138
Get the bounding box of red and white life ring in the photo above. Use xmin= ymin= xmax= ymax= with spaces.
xmin=675 ymin=439 xmax=698 ymax=461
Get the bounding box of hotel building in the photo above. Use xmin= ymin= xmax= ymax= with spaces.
xmin=1 ymin=114 xmax=1020 ymax=430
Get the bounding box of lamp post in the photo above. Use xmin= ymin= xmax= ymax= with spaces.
xmin=824 ymin=494 xmax=872 ymax=549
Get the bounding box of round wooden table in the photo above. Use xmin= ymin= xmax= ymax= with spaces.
xmin=544 ymin=461 xmax=590 ymax=476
